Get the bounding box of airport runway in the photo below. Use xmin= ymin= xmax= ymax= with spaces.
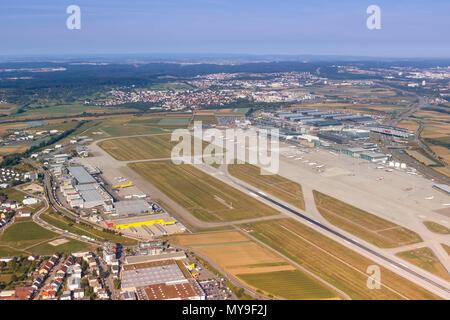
xmin=230 ymin=179 xmax=450 ymax=297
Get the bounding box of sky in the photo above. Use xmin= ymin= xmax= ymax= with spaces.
xmin=0 ymin=0 xmax=449 ymax=58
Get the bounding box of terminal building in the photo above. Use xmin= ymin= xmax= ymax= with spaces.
xmin=367 ymin=125 xmax=414 ymax=138
xmin=60 ymin=166 xmax=113 ymax=210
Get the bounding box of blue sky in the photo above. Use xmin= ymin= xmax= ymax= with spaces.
xmin=0 ymin=0 xmax=449 ymax=58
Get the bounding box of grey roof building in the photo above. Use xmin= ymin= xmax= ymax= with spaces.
xmin=68 ymin=166 xmax=96 ymax=185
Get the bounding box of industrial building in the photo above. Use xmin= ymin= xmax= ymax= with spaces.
xmin=276 ymin=108 xmax=374 ymax=127
xmin=318 ymin=128 xmax=370 ymax=145
xmin=318 ymin=132 xmax=350 ymax=144
xmin=136 ymin=280 xmax=206 ymax=300
xmin=59 ymin=165 xmax=113 ymax=210
xmin=114 ymin=199 xmax=151 ymax=217
xmin=67 ymin=166 xmax=97 ymax=185
xmin=121 ymin=260 xmax=187 ymax=290
xmin=341 ymin=147 xmax=368 ymax=157
xmin=109 ymin=213 xmax=185 ymax=238
xmin=337 ymin=146 xmax=389 ymax=163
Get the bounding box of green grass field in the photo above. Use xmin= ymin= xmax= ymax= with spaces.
xmin=28 ymin=239 xmax=94 ymax=256
xmin=0 ymin=188 xmax=26 ymax=202
xmin=129 ymin=161 xmax=281 ymax=222
xmin=193 ymin=115 xmax=218 ymax=125
xmin=157 ymin=118 xmax=191 ymax=126
xmin=99 ymin=133 xmax=209 ymax=161
xmin=313 ymin=191 xmax=422 ymax=248
xmin=237 ymin=270 xmax=336 ymax=300
xmin=0 ymin=219 xmax=92 ymax=256
xmin=229 ymin=164 xmax=305 ymax=210
xmin=244 ymin=219 xmax=438 ymax=300
xmin=0 ymin=220 xmax=56 ymax=249
xmin=0 ymin=246 xmax=26 ymax=257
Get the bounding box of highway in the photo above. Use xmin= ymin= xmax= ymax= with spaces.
xmin=232 ymin=180 xmax=450 ymax=297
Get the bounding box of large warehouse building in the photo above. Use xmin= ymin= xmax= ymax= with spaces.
xmin=68 ymin=166 xmax=97 ymax=185
xmin=121 ymin=259 xmax=205 ymax=300
xmin=114 ymin=200 xmax=151 ymax=217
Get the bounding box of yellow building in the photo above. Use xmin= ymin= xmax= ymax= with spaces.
xmin=114 ymin=218 xmax=175 ymax=230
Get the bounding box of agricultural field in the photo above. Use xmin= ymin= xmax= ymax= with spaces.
xmin=99 ymin=123 xmax=166 ymax=137
xmin=228 ymin=163 xmax=305 ymax=210
xmin=129 ymin=162 xmax=281 ymax=222
xmin=192 ymin=108 xmax=249 ymax=125
xmin=313 ymin=191 xmax=422 ymax=248
xmin=0 ymin=144 xmax=30 ymax=156
xmin=243 ymin=218 xmax=438 ymax=300
xmin=79 ymin=115 xmax=168 ymax=139
xmin=291 ymin=86 xmax=410 ymax=114
xmin=129 ymin=113 xmax=192 ymax=128
xmin=33 ymin=119 xmax=80 ymax=133
xmin=396 ymin=247 xmax=450 ymax=282
xmin=1 ymin=188 xmax=26 ymax=202
xmin=238 ymin=270 xmax=337 ymax=300
xmin=171 ymin=231 xmax=337 ymax=300
xmin=157 ymin=117 xmax=191 ymax=126
xmin=397 ymin=119 xmax=420 ymax=132
xmin=171 ymin=231 xmax=249 ymax=246
xmin=6 ymin=103 xmax=137 ymax=121
xmin=430 ymin=145 xmax=450 ymax=164
xmin=0 ymin=122 xmax=27 ymax=136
